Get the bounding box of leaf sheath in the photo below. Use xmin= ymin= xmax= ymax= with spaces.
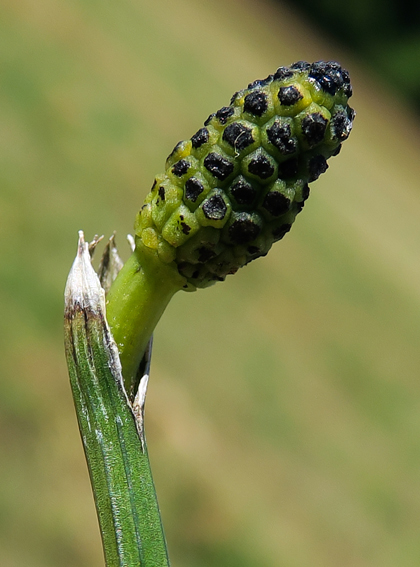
xmin=64 ymin=235 xmax=170 ymax=567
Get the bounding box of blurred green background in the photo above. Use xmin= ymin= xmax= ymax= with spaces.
xmin=2 ymin=0 xmax=420 ymax=565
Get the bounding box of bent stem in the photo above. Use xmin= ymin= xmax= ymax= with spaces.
xmin=64 ymin=233 xmax=170 ymax=567
xmin=105 ymin=241 xmax=186 ymax=398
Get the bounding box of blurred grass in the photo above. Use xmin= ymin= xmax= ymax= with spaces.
xmin=1 ymin=0 xmax=420 ymax=566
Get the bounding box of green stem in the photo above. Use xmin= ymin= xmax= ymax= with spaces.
xmin=65 ymin=236 xmax=171 ymax=566
xmin=105 ymin=242 xmax=185 ymax=397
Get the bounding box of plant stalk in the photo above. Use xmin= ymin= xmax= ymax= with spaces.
xmin=105 ymin=242 xmax=185 ymax=397
xmin=64 ymin=234 xmax=170 ymax=567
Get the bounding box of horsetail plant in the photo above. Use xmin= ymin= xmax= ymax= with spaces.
xmin=65 ymin=61 xmax=354 ymax=566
